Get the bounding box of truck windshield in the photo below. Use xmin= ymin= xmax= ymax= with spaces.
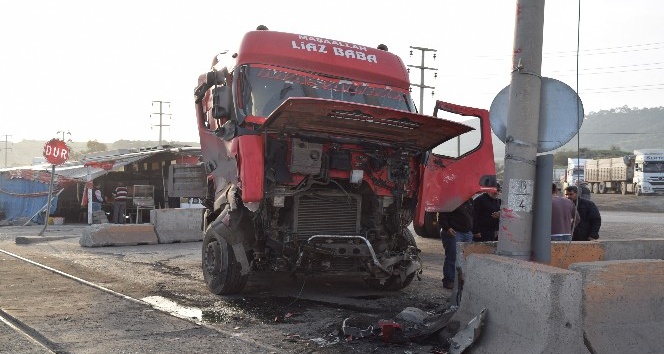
xmin=239 ymin=65 xmax=414 ymax=117
xmin=644 ymin=162 xmax=664 ymax=173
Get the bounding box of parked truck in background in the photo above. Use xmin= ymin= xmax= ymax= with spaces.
xmin=561 ymin=158 xmax=589 ymax=190
xmin=585 ymin=149 xmax=664 ymax=195
xmin=187 ymin=27 xmax=495 ymax=294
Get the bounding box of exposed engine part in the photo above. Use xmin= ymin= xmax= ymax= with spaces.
xmin=290 ymin=138 xmax=323 ymax=175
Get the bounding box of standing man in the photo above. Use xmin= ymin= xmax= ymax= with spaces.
xmin=551 ymin=183 xmax=579 ymax=241
xmin=91 ymin=184 xmax=104 ymax=212
xmin=438 ymin=198 xmax=473 ymax=290
xmin=112 ymin=183 xmax=128 ymax=224
xmin=472 ymin=184 xmax=501 ymax=242
xmin=564 ymin=185 xmax=601 ymax=241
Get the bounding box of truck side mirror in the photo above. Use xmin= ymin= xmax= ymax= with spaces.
xmin=212 ymin=86 xmax=232 ymax=119
xmin=206 ymin=70 xmax=226 ymax=86
xmin=215 ymin=120 xmax=237 ymax=141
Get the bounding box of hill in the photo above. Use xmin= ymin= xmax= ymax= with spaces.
xmin=555 ymin=106 xmax=664 ymax=153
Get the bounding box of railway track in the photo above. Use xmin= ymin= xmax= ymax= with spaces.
xmin=0 ymin=248 xmax=277 ymax=354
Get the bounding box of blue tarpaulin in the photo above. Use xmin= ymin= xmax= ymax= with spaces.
xmin=0 ymin=174 xmax=58 ymax=224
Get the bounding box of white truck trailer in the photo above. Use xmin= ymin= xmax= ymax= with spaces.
xmin=585 ymin=149 xmax=664 ymax=195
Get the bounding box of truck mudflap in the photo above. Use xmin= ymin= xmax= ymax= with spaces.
xmin=295 ymin=234 xmax=422 ymax=279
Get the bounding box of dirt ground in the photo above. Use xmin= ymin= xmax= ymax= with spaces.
xmin=588 ymin=193 xmax=664 ymax=213
xmin=1 ymin=193 xmax=662 ymax=353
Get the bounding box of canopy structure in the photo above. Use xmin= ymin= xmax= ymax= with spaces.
xmin=0 ymin=146 xmax=201 ymax=224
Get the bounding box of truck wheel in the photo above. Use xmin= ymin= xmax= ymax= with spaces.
xmin=413 ymin=223 xmax=426 ymax=238
xmin=592 ymin=183 xmax=599 ymax=194
xmin=367 ymin=229 xmax=418 ymax=291
xmin=635 ymin=185 xmax=642 ymax=196
xmin=202 ymin=222 xmax=248 ymax=294
xmin=621 ymin=182 xmax=627 ymax=195
xmin=413 ymin=212 xmax=440 ymax=238
xmin=598 ymin=183 xmax=606 ymax=194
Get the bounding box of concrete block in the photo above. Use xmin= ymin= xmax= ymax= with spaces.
xmin=570 ymin=259 xmax=664 ymax=354
xmin=79 ymin=224 xmax=158 ymax=247
xmin=600 ymin=238 xmax=664 ymax=260
xmin=452 ymin=253 xmax=588 ymax=354
xmin=151 ymin=208 xmax=204 ymax=244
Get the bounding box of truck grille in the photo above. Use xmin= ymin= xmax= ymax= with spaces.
xmin=293 ymin=193 xmax=361 ymax=240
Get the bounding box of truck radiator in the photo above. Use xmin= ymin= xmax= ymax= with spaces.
xmin=293 ymin=193 xmax=361 ymax=240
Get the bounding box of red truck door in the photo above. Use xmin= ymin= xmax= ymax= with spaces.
xmin=414 ymin=101 xmax=497 ymax=229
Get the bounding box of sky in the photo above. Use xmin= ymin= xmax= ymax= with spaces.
xmin=1 ymin=0 xmax=662 ymax=144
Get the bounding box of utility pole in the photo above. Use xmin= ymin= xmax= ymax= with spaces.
xmin=57 ymin=130 xmax=72 ymax=142
xmin=151 ymin=101 xmax=171 ymax=147
xmin=496 ymin=0 xmax=545 ymax=260
xmin=407 ymin=46 xmax=437 ymax=114
xmin=0 ymin=135 xmax=11 ymax=167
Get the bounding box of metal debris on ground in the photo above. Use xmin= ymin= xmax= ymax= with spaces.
xmin=449 ymin=308 xmax=487 ymax=354
xmin=342 ymin=317 xmax=376 ymax=340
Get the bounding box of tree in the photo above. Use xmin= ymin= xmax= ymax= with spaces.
xmin=85 ymin=140 xmax=107 ymax=153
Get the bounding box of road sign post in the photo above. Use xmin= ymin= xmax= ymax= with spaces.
xmin=39 ymin=139 xmax=70 ymax=236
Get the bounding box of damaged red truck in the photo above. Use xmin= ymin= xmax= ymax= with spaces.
xmin=192 ymin=28 xmax=495 ymax=294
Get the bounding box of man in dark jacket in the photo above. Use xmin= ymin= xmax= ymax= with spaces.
xmin=472 ymin=185 xmax=501 ymax=242
xmin=438 ymin=199 xmax=473 ymax=289
xmin=564 ymin=185 xmax=601 ymax=240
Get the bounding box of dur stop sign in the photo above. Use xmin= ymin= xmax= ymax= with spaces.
xmin=43 ymin=138 xmax=70 ymax=165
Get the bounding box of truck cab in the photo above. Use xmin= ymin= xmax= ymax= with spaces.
xmin=192 ymin=28 xmax=495 ymax=294
xmin=633 ymin=149 xmax=664 ymax=195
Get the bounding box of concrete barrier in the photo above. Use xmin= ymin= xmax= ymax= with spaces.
xmin=150 ymin=208 xmax=204 ymax=244
xmin=79 ymin=224 xmax=158 ymax=247
xmin=601 ymin=238 xmax=664 ymax=260
xmin=453 ymin=240 xmax=664 ymax=353
xmin=451 ymin=254 xmax=588 ymax=354
xmin=570 ymin=259 xmax=664 ymax=354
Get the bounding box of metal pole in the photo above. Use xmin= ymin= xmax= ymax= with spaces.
xmin=496 ymin=0 xmax=545 ymax=260
xmin=419 ymin=52 xmax=425 ymax=111
xmin=38 ymin=165 xmax=56 ymax=236
xmin=532 ymin=154 xmax=553 ymax=263
xmin=407 ymin=47 xmax=436 ymax=114
xmin=87 ymin=166 xmax=93 ymax=225
xmin=151 ymin=101 xmax=171 ymax=147
xmin=158 ymin=102 xmax=163 ymax=146
xmin=1 ymin=135 xmax=11 ymax=168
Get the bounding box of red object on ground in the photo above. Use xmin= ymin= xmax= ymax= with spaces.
xmin=377 ymin=320 xmax=402 ymax=342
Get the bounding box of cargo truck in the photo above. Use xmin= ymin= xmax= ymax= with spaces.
xmin=584 ymin=149 xmax=664 ymax=195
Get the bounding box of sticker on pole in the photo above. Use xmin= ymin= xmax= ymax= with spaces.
xmin=43 ymin=138 xmax=70 ymax=165
xmin=507 ymin=179 xmax=534 ymax=212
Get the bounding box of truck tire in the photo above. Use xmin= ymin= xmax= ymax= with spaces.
xmin=598 ymin=182 xmax=606 ymax=194
xmin=367 ymin=229 xmax=418 ymax=291
xmin=413 ymin=212 xmax=440 ymax=239
xmin=592 ymin=183 xmax=599 ymax=194
xmin=621 ymin=182 xmax=627 ymax=195
xmin=202 ymin=222 xmax=248 ymax=295
xmin=635 ymin=185 xmax=642 ymax=196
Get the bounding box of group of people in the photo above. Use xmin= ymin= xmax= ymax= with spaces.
xmin=552 ymin=183 xmax=601 ymax=241
xmin=86 ymin=183 xmax=129 ymax=224
xmin=438 ymin=182 xmax=602 ymax=290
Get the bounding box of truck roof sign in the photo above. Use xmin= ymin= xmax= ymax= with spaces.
xmin=234 ymin=31 xmax=410 ymax=89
